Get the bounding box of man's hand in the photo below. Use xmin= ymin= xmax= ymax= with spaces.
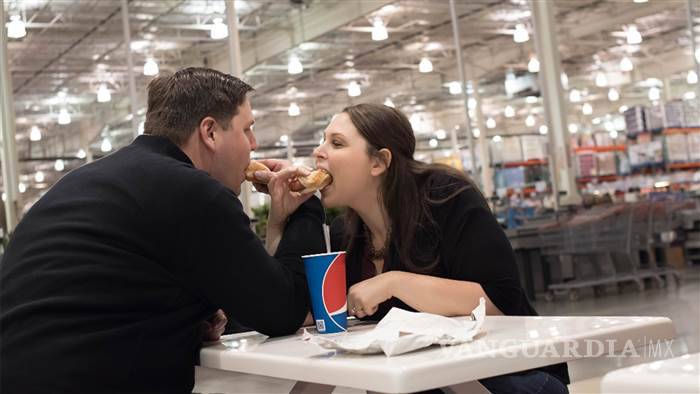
xmin=255 ymin=166 xmax=315 ymax=227
xmin=201 ymin=309 xmax=227 ymax=342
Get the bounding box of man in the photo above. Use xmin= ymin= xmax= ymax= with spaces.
xmin=0 ymin=67 xmax=325 ymax=393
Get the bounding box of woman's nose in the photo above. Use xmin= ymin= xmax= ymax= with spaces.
xmin=312 ymin=144 xmax=325 ymax=159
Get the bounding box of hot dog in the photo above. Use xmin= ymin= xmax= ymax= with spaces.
xmin=245 ymin=161 xmax=332 ymax=193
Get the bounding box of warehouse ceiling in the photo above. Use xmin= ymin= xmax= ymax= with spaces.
xmin=2 ymin=0 xmax=698 ymax=209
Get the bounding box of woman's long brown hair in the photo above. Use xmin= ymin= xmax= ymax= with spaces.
xmin=342 ymin=103 xmax=479 ymax=273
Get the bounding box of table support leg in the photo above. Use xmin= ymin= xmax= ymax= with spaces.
xmin=290 ymin=381 xmax=335 ymax=394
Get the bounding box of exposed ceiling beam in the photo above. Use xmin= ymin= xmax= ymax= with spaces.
xmin=209 ymin=0 xmax=394 ymax=73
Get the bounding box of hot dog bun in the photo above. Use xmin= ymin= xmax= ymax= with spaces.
xmin=290 ymin=169 xmax=333 ymax=193
xmin=245 ymin=161 xmax=270 ymax=182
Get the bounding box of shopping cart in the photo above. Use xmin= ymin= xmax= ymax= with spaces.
xmin=539 ymin=203 xmax=666 ymax=301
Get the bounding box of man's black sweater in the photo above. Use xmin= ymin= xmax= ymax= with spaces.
xmin=0 ymin=135 xmax=325 ymax=393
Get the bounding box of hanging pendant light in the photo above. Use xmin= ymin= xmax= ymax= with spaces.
xmin=371 ymin=18 xmax=388 ymax=41
xmin=210 ymin=17 xmax=228 ymax=40
xmin=418 ymin=57 xmax=433 ymax=73
xmin=143 ymin=58 xmax=159 ymax=76
xmin=7 ymin=15 xmax=26 ymax=39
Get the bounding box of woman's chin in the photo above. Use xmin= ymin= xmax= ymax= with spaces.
xmin=320 ymin=187 xmax=339 ymax=207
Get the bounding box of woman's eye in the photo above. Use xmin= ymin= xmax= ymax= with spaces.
xmin=332 ymin=140 xmax=342 ymax=147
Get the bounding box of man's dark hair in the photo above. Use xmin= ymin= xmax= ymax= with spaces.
xmin=144 ymin=67 xmax=254 ymax=146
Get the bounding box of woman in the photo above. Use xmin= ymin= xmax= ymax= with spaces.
xmin=312 ymin=103 xmax=569 ymax=394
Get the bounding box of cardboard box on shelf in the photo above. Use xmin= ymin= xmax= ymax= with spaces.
xmin=624 ymin=106 xmax=646 ymax=135
xmin=664 ymin=100 xmax=685 ymax=129
xmin=662 ymin=246 xmax=686 ymax=270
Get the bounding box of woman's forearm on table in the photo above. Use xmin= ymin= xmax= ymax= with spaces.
xmin=388 ymin=271 xmax=503 ymax=316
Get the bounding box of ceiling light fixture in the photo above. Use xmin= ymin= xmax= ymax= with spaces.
xmin=525 ymin=114 xmax=536 ymax=127
xmin=560 ymin=72 xmax=569 ymax=89
xmin=288 ymin=55 xmax=303 ymax=75
xmin=348 ymin=81 xmax=361 ymax=97
xmin=648 ymin=86 xmax=660 ymax=101
xmin=626 ymin=25 xmax=642 ymax=45
xmin=288 ymin=102 xmax=300 ymax=117
xmin=620 ymin=57 xmax=634 ymax=72
xmin=210 ymin=17 xmax=228 ymax=40
xmin=513 ymin=24 xmax=529 ymax=43
xmin=101 ymin=138 xmax=112 ymax=152
xmin=57 ymin=108 xmax=71 ymax=125
xmin=595 ymin=71 xmax=608 ymax=87
xmin=569 ymin=89 xmax=582 ymax=102
xmin=486 ymin=118 xmax=496 ymax=129
xmin=582 ymin=103 xmax=593 ymax=115
xmin=504 ymin=105 xmax=515 ymax=118
xmin=371 ymin=18 xmax=388 ymax=41
xmin=418 ymin=57 xmax=433 ymax=73
xmin=528 ymin=56 xmax=540 ymax=73
xmin=7 ymin=15 xmax=26 ymax=39
xmin=97 ymin=84 xmax=111 ymax=103
xmin=143 ymin=58 xmax=159 ymax=76
xmin=30 ymin=125 xmax=42 ymax=141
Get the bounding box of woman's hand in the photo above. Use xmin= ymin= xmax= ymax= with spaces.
xmin=249 ymin=159 xmax=290 ymax=194
xmin=347 ymin=272 xmax=397 ymax=318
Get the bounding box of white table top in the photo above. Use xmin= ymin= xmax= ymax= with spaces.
xmin=200 ymin=315 xmax=676 ymax=393
xmin=600 ymin=352 xmax=700 ymax=393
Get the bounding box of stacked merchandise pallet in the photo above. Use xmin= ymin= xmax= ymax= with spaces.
xmin=623 ymin=100 xmax=700 ymax=172
xmin=573 ymin=130 xmax=628 ymax=184
xmin=490 ymin=135 xmax=549 ymax=196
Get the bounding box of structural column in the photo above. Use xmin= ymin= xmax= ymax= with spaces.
xmin=121 ymin=0 xmax=139 ymax=139
xmin=530 ymin=0 xmax=580 ymax=208
xmin=468 ymin=72 xmax=495 ymax=198
xmin=448 ymin=0 xmax=477 ymax=177
xmin=225 ymin=1 xmax=253 ymax=216
xmin=687 ymin=0 xmax=700 ymax=100
xmin=0 ymin=3 xmax=21 ymax=231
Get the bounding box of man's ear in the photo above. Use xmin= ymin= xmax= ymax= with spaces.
xmin=198 ymin=117 xmax=217 ymax=151
xmin=370 ymin=148 xmax=392 ymax=177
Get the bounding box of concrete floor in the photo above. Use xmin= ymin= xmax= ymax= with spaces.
xmin=194 ymin=266 xmax=700 ymax=394
xmin=534 ymin=265 xmax=700 ymax=393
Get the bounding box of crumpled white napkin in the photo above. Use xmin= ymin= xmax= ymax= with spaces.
xmin=302 ymin=298 xmax=485 ymax=356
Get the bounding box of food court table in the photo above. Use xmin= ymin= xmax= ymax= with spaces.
xmin=200 ymin=315 xmax=676 ymax=393
xmin=600 ymin=352 xmax=699 ymax=393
